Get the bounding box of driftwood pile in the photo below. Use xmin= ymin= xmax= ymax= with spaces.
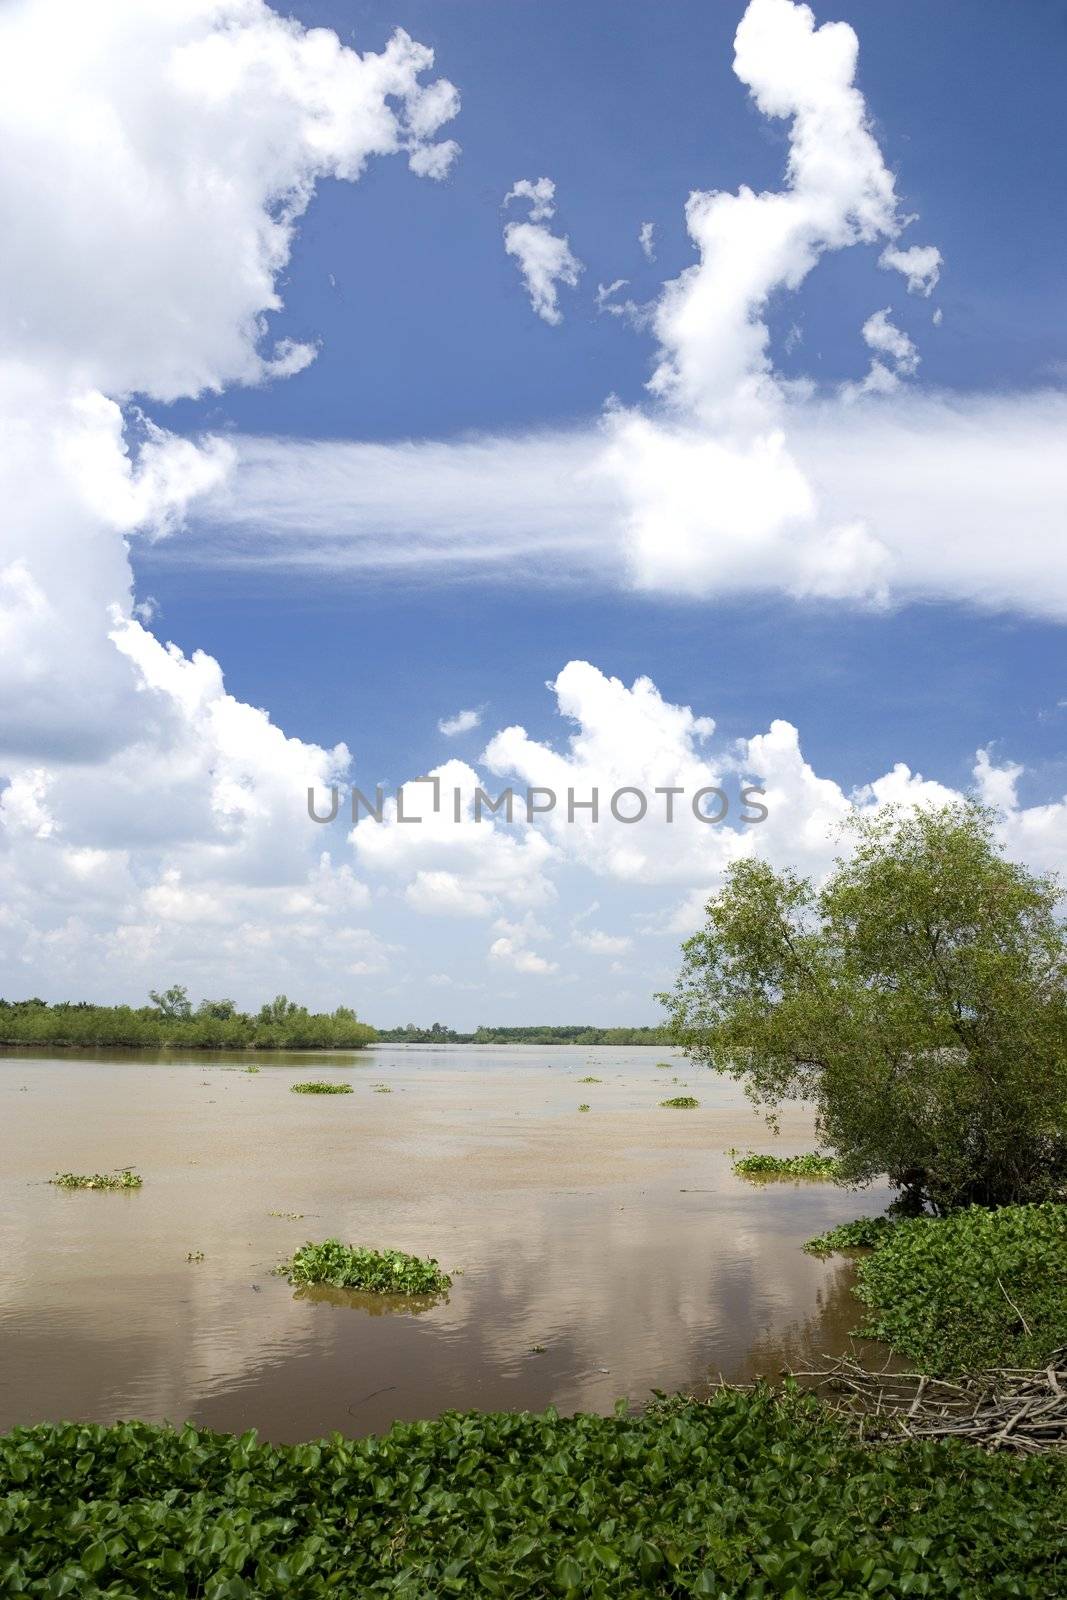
xmin=786 ymin=1350 xmax=1067 ymax=1455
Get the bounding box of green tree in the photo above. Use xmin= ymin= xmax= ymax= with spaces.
xmin=661 ymin=804 xmax=1067 ymax=1214
xmin=257 ymin=994 xmax=302 ymax=1025
xmin=196 ymin=997 xmax=237 ymax=1020
xmin=148 ymin=984 xmax=192 ymax=1020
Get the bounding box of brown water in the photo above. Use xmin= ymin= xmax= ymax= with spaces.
xmin=0 ymin=1045 xmax=890 ymax=1442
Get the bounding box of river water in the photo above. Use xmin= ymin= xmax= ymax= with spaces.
xmin=0 ymin=1044 xmax=891 ymax=1442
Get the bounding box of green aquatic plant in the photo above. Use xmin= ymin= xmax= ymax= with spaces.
xmin=804 ymin=1215 xmax=898 ymax=1254
xmin=731 ymin=1150 xmax=839 ymax=1179
xmin=289 ymin=1081 xmax=353 ymax=1095
xmin=185 ymin=1251 xmax=204 ymax=1263
xmin=660 ymin=1095 xmax=699 ymax=1109
xmin=577 ymin=1103 xmax=590 ymax=1112
xmin=268 ymin=1210 xmax=304 ymax=1220
xmin=371 ymin=1083 xmax=392 ymax=1094
xmin=242 ymin=1064 xmax=259 ymax=1074
xmin=49 ymin=1169 xmax=142 ymax=1190
xmin=851 ymin=1203 xmax=1067 ymax=1373
xmin=578 ymin=1075 xmax=601 ymax=1083
xmin=655 ymin=1061 xmax=672 ymax=1068
xmin=2 ymin=1390 xmax=1063 ymax=1598
xmin=279 ymin=1239 xmax=450 ymax=1295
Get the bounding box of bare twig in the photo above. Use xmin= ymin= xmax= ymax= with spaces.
xmin=995 ymin=1276 xmax=1032 ymax=1337
xmin=778 ymin=1351 xmax=1067 ymax=1455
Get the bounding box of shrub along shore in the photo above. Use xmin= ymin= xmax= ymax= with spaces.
xmin=0 ymin=999 xmax=673 ymax=1052
xmin=0 ymin=994 xmax=375 ymax=1051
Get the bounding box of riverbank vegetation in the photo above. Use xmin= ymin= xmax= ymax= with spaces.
xmin=804 ymin=1216 xmax=897 ymax=1254
xmin=666 ymin=801 xmax=1067 ymax=1382
xmin=812 ymin=1202 xmax=1067 ymax=1373
xmin=2 ymin=1386 xmax=1062 ymax=1598
xmin=663 ymin=803 xmax=1067 ymax=1216
xmin=0 ymin=991 xmax=375 ymax=1051
xmin=375 ymin=1023 xmax=670 ymax=1045
xmin=279 ymin=1240 xmax=451 ymax=1295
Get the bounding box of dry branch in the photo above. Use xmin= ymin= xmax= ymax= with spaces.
xmin=783 ymin=1349 xmax=1067 ymax=1454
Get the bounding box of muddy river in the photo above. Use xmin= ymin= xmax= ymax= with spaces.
xmin=0 ymin=1045 xmax=891 ymax=1442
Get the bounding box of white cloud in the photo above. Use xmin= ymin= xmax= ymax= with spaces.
xmin=0 ymin=0 xmax=457 ymax=1005
xmin=503 ymin=177 xmax=583 ymax=325
xmin=183 ymin=0 xmax=992 ymax=613
xmin=504 ymin=177 xmax=557 ymax=223
xmin=595 ymin=280 xmax=650 ymax=327
xmin=648 ymin=0 xmax=905 ymax=425
xmin=350 ymin=758 xmax=557 ymax=918
xmin=1 ymin=0 xmax=1061 ymax=1022
xmin=489 ymin=916 xmax=558 ymax=976
xmin=842 ymin=307 xmax=920 ymax=399
xmin=861 ymin=309 xmax=919 ymax=374
xmin=604 ymin=0 xmax=937 ymax=595
xmin=880 ymin=243 xmax=942 ymax=297
xmin=0 ymin=0 xmax=458 ymax=401
xmin=572 ymin=929 xmax=632 ymax=956
xmin=190 ymin=388 xmax=1067 ymax=619
xmin=438 ymin=707 xmax=483 ymax=737
xmin=638 ymin=222 xmax=656 ymax=261
xmin=357 ymin=663 xmax=1067 ymax=950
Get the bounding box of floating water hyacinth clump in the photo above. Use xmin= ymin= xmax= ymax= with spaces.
xmin=50 ymin=1169 xmax=143 ymax=1190
xmin=730 ymin=1151 xmax=838 ymax=1178
xmin=279 ymin=1239 xmax=451 ymax=1295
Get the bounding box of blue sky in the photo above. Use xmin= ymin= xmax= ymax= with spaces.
xmin=2 ymin=0 xmax=1064 ymax=1024
xmin=138 ymin=0 xmax=1066 ymax=818
xmin=158 ymin=0 xmax=1067 ymax=443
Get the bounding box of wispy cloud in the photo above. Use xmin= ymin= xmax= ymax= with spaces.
xmin=503 ymin=177 xmax=583 ymax=325
xmin=439 ymin=706 xmax=483 ymax=736
xmin=182 ymin=390 xmax=1067 ymax=618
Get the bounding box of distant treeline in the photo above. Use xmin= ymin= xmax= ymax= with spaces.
xmin=0 ymin=997 xmax=668 ymax=1051
xmin=0 ymin=989 xmax=375 ymax=1051
xmin=375 ymin=1023 xmax=670 ymax=1045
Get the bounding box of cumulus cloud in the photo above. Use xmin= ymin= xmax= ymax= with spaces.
xmin=880 ymin=243 xmax=942 ymax=297
xmin=842 ymin=307 xmax=920 ymax=398
xmin=0 ymin=0 xmax=458 ymax=1004
xmin=0 ymin=0 xmax=459 ymax=401
xmin=489 ymin=917 xmax=558 ymax=976
xmin=350 ymin=759 xmax=557 ymax=919
xmin=2 ymin=0 xmax=1060 ymax=1020
xmin=648 ymin=0 xmax=903 ymax=425
xmin=354 ymin=662 xmax=1067 ymax=948
xmin=197 ymin=0 xmax=968 ymax=611
xmin=503 ymin=177 xmax=583 ymax=325
xmin=599 ymin=0 xmax=938 ymax=594
xmin=438 ymin=707 xmax=483 ymax=737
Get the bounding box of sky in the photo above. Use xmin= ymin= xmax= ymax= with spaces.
xmin=0 ymin=0 xmax=1064 ymax=1026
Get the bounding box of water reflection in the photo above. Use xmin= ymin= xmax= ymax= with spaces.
xmin=291 ymin=1284 xmax=450 ymax=1317
xmin=0 ymin=1044 xmax=892 ymax=1442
